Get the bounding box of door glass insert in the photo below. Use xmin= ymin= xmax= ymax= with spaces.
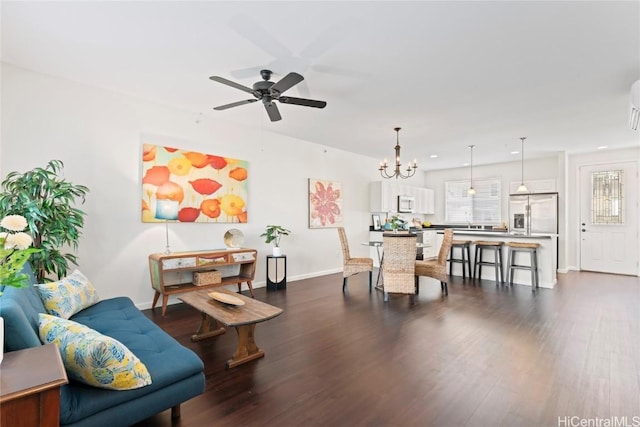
xmin=591 ymin=170 xmax=624 ymax=224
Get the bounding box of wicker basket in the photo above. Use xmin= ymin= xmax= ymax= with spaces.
xmin=193 ymin=270 xmax=221 ymax=286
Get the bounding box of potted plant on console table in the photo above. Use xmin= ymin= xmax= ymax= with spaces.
xmin=261 ymin=225 xmax=291 ymax=256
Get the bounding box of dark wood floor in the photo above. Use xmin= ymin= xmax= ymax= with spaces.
xmin=136 ymin=270 xmax=640 ymax=427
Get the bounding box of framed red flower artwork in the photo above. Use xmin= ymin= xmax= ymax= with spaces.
xmin=308 ymin=178 xmax=343 ymax=229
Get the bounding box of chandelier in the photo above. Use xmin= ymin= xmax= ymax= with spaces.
xmin=379 ymin=127 xmax=417 ymax=179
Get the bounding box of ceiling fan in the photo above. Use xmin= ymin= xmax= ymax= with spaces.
xmin=209 ymin=69 xmax=327 ymax=122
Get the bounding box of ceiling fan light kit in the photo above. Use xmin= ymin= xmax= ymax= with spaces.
xmin=379 ymin=127 xmax=417 ymax=179
xmin=210 ymin=69 xmax=327 ymax=122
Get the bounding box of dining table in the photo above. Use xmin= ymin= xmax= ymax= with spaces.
xmin=361 ymin=239 xmax=432 ymax=290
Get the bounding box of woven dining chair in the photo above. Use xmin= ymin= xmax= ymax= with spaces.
xmin=415 ymin=229 xmax=454 ymax=295
xmin=382 ymin=232 xmax=417 ymax=302
xmin=337 ymin=227 xmax=374 ymax=292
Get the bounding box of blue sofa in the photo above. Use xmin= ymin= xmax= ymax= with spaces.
xmin=0 ymin=265 xmax=205 ymax=427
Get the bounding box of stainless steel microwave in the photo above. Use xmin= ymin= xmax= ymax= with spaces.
xmin=397 ymin=195 xmax=415 ymax=213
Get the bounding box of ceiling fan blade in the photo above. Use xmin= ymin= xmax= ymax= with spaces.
xmin=264 ymin=102 xmax=282 ymax=122
xmin=214 ymin=99 xmax=258 ymax=111
xmin=279 ymin=96 xmax=327 ymax=109
xmin=229 ymin=14 xmax=293 ymax=60
xmin=300 ymin=18 xmax=353 ymax=60
xmin=209 ymin=76 xmax=258 ymax=96
xmin=230 ymin=66 xmax=264 ymax=79
xmin=271 ymin=72 xmax=304 ymax=95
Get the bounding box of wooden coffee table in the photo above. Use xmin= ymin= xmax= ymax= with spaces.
xmin=179 ymin=289 xmax=283 ymax=368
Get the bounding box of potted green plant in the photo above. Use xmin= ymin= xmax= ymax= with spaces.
xmin=0 ymin=160 xmax=89 ymax=282
xmin=387 ymin=215 xmax=406 ymax=233
xmin=260 ymin=225 xmax=291 ymax=256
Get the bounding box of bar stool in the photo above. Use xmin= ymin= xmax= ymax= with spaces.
xmin=506 ymin=242 xmax=540 ymax=290
xmin=448 ymin=240 xmax=472 ymax=280
xmin=473 ymin=241 xmax=504 ymax=284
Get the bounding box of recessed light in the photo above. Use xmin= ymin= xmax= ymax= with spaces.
xmin=511 ymin=151 xmax=519 ymax=155
xmin=430 ymin=154 xmax=438 ymax=158
xmin=463 ymin=162 xmax=469 ymax=167
xmin=597 ymin=146 xmax=608 ymax=150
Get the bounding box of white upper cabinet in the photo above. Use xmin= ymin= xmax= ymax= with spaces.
xmin=418 ymin=188 xmax=435 ymax=214
xmin=370 ymin=181 xmax=397 ymax=212
xmin=509 ymin=179 xmax=557 ymax=194
xmin=370 ymin=181 xmax=434 ymax=214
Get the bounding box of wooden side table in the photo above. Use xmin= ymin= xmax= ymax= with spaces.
xmin=1 ymin=344 xmax=68 ymax=427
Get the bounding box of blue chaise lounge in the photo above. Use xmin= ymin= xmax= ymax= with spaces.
xmin=0 ymin=265 xmax=205 ymax=427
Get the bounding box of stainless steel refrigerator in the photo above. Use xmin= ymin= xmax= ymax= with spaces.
xmin=508 ymin=192 xmax=558 ymax=234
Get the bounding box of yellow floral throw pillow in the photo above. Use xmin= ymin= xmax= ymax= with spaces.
xmin=36 ymin=269 xmax=100 ymax=319
xmin=38 ymin=313 xmax=152 ymax=390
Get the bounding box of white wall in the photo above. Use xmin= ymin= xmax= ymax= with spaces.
xmin=1 ymin=63 xmax=381 ymax=307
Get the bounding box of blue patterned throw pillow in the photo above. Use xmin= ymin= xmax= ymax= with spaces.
xmin=38 ymin=313 xmax=152 ymax=390
xmin=35 ymin=269 xmax=100 ymax=319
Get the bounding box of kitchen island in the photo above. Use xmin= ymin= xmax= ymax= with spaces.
xmin=437 ymin=230 xmax=558 ymax=288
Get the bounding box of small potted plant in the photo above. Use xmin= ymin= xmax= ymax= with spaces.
xmin=260 ymin=225 xmax=291 ymax=256
xmin=387 ymin=215 xmax=406 ymax=233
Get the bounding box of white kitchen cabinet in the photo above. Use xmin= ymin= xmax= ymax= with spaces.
xmin=509 ymin=179 xmax=556 ymax=194
xmin=417 ymin=188 xmax=435 ymax=214
xmin=370 ymin=181 xmax=399 ymax=212
xmin=370 ymin=181 xmax=434 ymax=214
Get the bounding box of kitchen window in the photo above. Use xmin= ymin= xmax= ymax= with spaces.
xmin=445 ymin=178 xmax=501 ymax=224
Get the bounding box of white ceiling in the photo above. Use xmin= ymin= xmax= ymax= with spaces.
xmin=2 ymin=1 xmax=639 ymax=170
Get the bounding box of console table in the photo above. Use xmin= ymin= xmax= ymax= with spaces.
xmin=148 ymin=248 xmax=257 ymax=316
xmin=0 ymin=344 xmax=68 ymax=427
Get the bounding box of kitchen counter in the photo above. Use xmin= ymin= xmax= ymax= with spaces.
xmin=436 ymin=230 xmax=558 ymax=288
xmin=437 ymin=230 xmax=558 ymax=238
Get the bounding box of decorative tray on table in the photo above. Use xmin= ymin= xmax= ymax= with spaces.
xmin=208 ymin=291 xmax=245 ymax=306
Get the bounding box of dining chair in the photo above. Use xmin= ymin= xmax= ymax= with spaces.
xmin=337 ymin=227 xmax=373 ymax=293
xmin=415 ymin=229 xmax=454 ymax=295
xmin=381 ymin=232 xmax=417 ymax=302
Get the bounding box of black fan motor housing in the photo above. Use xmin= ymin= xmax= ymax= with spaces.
xmin=253 ymin=80 xmax=274 ymax=92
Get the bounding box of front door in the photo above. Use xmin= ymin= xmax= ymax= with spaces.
xmin=579 ymin=161 xmax=639 ymax=275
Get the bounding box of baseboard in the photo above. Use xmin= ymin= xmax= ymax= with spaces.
xmin=135 ymin=268 xmax=344 ymax=311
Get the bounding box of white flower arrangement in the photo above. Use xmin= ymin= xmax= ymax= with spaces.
xmin=1 ymin=214 xmax=38 ymax=289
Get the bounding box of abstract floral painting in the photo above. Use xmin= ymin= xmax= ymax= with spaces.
xmin=308 ymin=178 xmax=343 ymax=228
xmin=141 ymin=144 xmax=248 ymax=223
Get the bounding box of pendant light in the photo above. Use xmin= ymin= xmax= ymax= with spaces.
xmin=467 ymin=145 xmax=476 ymax=195
xmin=516 ymin=137 xmax=528 ymax=192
